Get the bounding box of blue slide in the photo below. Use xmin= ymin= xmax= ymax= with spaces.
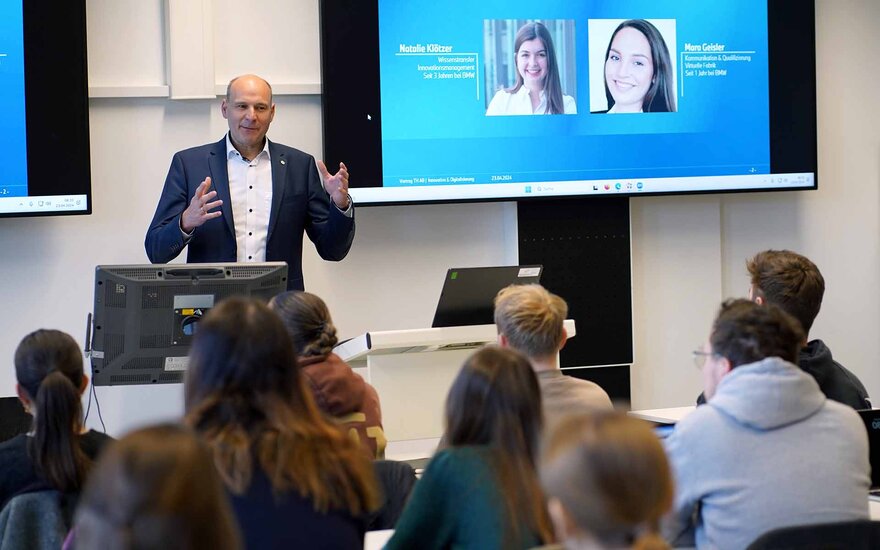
xmin=0 ymin=0 xmax=28 ymax=197
xmin=377 ymin=0 xmax=769 ymax=188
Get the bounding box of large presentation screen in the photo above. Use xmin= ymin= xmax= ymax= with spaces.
xmin=321 ymin=0 xmax=817 ymax=205
xmin=0 ymin=0 xmax=91 ymax=218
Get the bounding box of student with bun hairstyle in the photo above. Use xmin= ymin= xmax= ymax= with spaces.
xmin=385 ymin=346 xmax=553 ymax=549
xmin=74 ymin=424 xmax=241 ymax=550
xmin=184 ymin=297 xmax=379 ymax=549
xmin=0 ymin=330 xmax=112 ymax=513
xmin=269 ymin=291 xmax=386 ymax=459
xmin=540 ymin=412 xmax=673 ymax=550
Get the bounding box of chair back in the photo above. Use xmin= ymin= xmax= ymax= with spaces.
xmin=747 ymin=519 xmax=880 ymax=550
xmin=0 ymin=491 xmax=68 ymax=550
xmin=0 ymin=397 xmax=31 ymax=444
xmin=367 ymin=460 xmax=417 ymax=531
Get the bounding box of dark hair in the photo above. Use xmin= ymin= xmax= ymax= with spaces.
xmin=75 ymin=424 xmax=242 ymax=550
xmin=541 ymin=412 xmax=673 ymax=550
xmin=184 ymin=297 xmax=378 ymax=515
xmin=604 ymin=19 xmax=676 ymax=112
xmin=269 ymin=291 xmax=338 ymax=357
xmin=15 ymin=329 xmax=89 ymax=493
xmin=444 ymin=346 xmax=553 ymax=544
xmin=507 ymin=21 xmax=566 ymax=114
xmin=710 ymin=299 xmax=805 ymax=368
xmin=747 ymin=249 xmax=824 ymax=336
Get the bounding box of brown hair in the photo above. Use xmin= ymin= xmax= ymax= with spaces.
xmin=541 ymin=412 xmax=672 ymax=550
xmin=747 ymin=249 xmax=824 ymax=336
xmin=74 ymin=424 xmax=242 ymax=550
xmin=269 ymin=291 xmax=338 ymax=357
xmin=15 ymin=329 xmax=90 ymax=493
xmin=444 ymin=346 xmax=553 ymax=544
xmin=494 ymin=284 xmax=567 ymax=360
xmin=184 ymin=298 xmax=378 ymax=515
xmin=710 ymin=299 xmax=805 ymax=368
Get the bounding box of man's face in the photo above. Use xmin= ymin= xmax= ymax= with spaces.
xmin=221 ymin=76 xmax=275 ymax=154
xmin=701 ymin=341 xmax=731 ymax=400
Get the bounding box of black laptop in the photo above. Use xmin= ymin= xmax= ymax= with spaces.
xmin=858 ymin=409 xmax=880 ymax=497
xmin=431 ymin=265 xmax=542 ymax=328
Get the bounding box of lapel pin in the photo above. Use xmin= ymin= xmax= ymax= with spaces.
xmin=280 ymin=159 xmax=286 ymax=165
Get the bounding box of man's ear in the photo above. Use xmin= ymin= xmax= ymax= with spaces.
xmin=498 ymin=333 xmax=509 ymax=348
xmin=547 ymin=497 xmax=578 ymax=541
xmin=558 ymin=327 xmax=568 ymax=351
xmin=220 ymin=99 xmax=229 ymax=119
xmin=718 ymin=356 xmax=733 ymax=377
xmin=80 ymin=374 xmax=89 ymax=395
xmin=16 ymin=383 xmax=31 ymax=410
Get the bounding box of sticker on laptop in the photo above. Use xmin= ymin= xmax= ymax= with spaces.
xmin=518 ymin=267 xmax=541 ymax=277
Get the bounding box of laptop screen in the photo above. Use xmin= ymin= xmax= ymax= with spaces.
xmin=858 ymin=409 xmax=880 ymax=490
xmin=432 ymin=266 xmax=542 ymax=328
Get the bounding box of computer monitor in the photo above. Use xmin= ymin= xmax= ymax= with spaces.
xmin=432 ymin=265 xmax=542 ymax=327
xmin=90 ymin=263 xmax=288 ymax=386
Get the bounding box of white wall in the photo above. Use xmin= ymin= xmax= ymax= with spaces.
xmin=0 ymin=0 xmax=877 ymax=435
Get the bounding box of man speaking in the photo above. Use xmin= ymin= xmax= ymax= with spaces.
xmin=145 ymin=74 xmax=354 ymax=291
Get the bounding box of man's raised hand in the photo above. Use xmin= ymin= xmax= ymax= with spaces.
xmin=318 ymin=160 xmax=351 ymax=210
xmin=181 ymin=177 xmax=223 ymax=233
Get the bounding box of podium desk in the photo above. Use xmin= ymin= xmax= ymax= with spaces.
xmin=335 ymin=320 xmax=576 ymax=449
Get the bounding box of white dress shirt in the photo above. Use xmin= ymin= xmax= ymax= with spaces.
xmin=227 ymin=134 xmax=272 ymax=262
xmin=485 ymin=86 xmax=577 ymax=115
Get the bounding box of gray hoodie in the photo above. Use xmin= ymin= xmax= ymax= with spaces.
xmin=664 ymin=357 xmax=870 ymax=550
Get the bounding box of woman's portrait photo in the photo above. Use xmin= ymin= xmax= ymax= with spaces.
xmin=588 ymin=19 xmax=677 ymax=114
xmin=484 ymin=20 xmax=577 ymax=116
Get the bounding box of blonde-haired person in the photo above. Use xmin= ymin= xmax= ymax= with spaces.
xmin=74 ymin=424 xmax=241 ymax=550
xmin=495 ymin=284 xmax=612 ymax=433
xmin=184 ymin=297 xmax=379 ymax=549
xmin=269 ymin=291 xmax=385 ymax=459
xmin=539 ymin=412 xmax=672 ymax=550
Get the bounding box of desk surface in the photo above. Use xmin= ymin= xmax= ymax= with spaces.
xmin=629 ymin=406 xmax=696 ymax=424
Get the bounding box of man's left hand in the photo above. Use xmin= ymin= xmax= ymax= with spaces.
xmin=318 ymin=160 xmax=350 ymax=210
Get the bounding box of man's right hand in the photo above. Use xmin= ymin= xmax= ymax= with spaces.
xmin=181 ymin=177 xmax=223 ymax=233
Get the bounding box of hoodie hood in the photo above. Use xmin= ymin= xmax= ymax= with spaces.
xmin=710 ymin=356 xmax=826 ymax=430
xmin=799 ymin=339 xmax=834 ymax=387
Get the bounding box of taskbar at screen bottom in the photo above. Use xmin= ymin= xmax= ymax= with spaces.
xmin=350 ymin=173 xmax=815 ymax=205
xmin=0 ymin=194 xmax=88 ymax=214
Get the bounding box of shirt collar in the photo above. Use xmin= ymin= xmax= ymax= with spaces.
xmin=226 ymin=133 xmax=271 ymax=162
xmin=514 ymin=86 xmax=546 ymax=99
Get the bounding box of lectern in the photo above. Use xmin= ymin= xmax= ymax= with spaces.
xmin=334 ymin=320 xmax=576 ymax=459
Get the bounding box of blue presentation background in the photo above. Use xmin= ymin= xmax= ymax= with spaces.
xmin=0 ymin=1 xmax=28 ymax=196
xmin=378 ymin=0 xmax=769 ymax=186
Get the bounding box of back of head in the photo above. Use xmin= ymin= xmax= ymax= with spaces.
xmin=747 ymin=249 xmax=824 ymax=336
xmin=541 ymin=412 xmax=672 ymax=550
xmin=269 ymin=291 xmax=338 ymax=358
xmin=444 ymin=346 xmax=552 ymax=543
xmin=75 ymin=424 xmax=241 ymax=550
xmin=711 ymin=298 xmax=805 ymax=368
xmin=14 ymin=329 xmax=88 ymax=492
xmin=184 ymin=297 xmax=378 ymax=515
xmin=494 ymin=284 xmax=567 ymax=361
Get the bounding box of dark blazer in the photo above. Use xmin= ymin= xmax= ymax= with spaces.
xmin=145 ymin=137 xmax=355 ymax=290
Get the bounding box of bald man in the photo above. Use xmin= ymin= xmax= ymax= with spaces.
xmin=145 ymin=74 xmax=354 ymax=290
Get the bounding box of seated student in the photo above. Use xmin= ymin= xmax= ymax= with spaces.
xmin=385 ymin=346 xmax=553 ymax=550
xmin=698 ymin=249 xmax=870 ymax=409
xmin=269 ymin=291 xmax=386 ymax=459
xmin=74 ymin=424 xmax=241 ymax=550
xmin=0 ymin=330 xmax=112 ymax=516
xmin=184 ymin=298 xmax=379 ymax=549
xmin=494 ymin=284 xmax=612 ymax=433
xmin=540 ymin=412 xmax=673 ymax=550
xmin=666 ymin=299 xmax=870 ymax=550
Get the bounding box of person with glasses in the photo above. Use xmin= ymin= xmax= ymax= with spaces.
xmin=664 ymin=299 xmax=870 ymax=550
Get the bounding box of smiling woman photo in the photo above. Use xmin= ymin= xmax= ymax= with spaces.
xmin=486 ymin=21 xmax=577 ymax=116
xmin=600 ymin=19 xmax=676 ymax=113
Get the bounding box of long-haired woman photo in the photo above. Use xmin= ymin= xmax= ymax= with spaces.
xmin=602 ymin=19 xmax=676 ymax=113
xmin=184 ymin=297 xmax=379 ymax=549
xmin=486 ymin=21 xmax=577 ymax=116
xmin=385 ymin=346 xmax=553 ymax=549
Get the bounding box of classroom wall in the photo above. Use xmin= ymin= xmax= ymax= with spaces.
xmin=0 ymin=0 xmax=876 ymax=434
